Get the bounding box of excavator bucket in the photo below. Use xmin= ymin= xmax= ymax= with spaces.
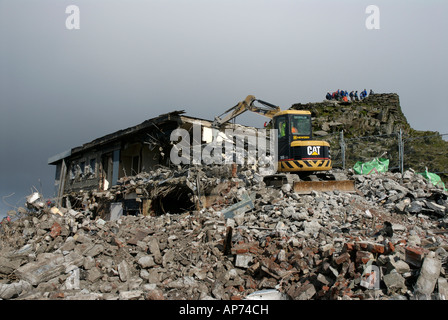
xmin=293 ymin=180 xmax=356 ymax=194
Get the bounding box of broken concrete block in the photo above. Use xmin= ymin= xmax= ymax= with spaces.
xmin=295 ymin=283 xmax=316 ymax=300
xmin=144 ymin=286 xmax=165 ymax=300
xmin=387 ymin=255 xmax=410 ymax=274
xmin=282 ymin=206 xmax=295 ymax=218
xmin=149 ymin=237 xmax=162 ymax=265
xmin=317 ymin=273 xmax=333 ymax=286
xmin=211 ymin=281 xmax=225 ymax=300
xmin=137 ymin=255 xmax=156 ymax=269
xmin=59 ymin=236 xmax=77 ymax=252
xmin=65 ymin=268 xmax=80 ymax=290
xmin=395 ymin=199 xmax=410 ymax=212
xmin=414 ymin=256 xmax=442 ymax=298
xmin=15 ymin=258 xmax=65 ymax=286
xmin=303 ymin=219 xmax=321 ymax=236
xmin=383 ymin=270 xmax=407 ymax=294
xmin=407 ymin=201 xmax=423 ymax=214
xmin=87 ymin=267 xmax=102 ymax=283
xmin=119 ymin=290 xmax=143 ymax=300
xmin=8 ymin=243 xmax=34 ymax=260
xmin=235 ymin=254 xmax=253 ymax=269
xmin=162 ymin=249 xmax=175 ymax=267
xmin=65 ymin=292 xmax=103 ymax=300
xmin=0 ymin=280 xmax=32 ymax=299
xmin=82 ymin=244 xmax=104 ymax=257
xmin=118 ymin=260 xmax=130 ymax=282
xmin=83 ymin=256 xmax=95 ymax=270
xmin=437 ymin=278 xmax=448 ymax=300
xmin=0 ymin=257 xmax=21 ymax=275
xmin=63 ymin=251 xmax=85 ymax=270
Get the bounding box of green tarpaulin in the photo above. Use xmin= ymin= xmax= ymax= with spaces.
xmin=353 ymin=158 xmax=389 ymax=175
xmin=418 ymin=169 xmax=446 ymax=191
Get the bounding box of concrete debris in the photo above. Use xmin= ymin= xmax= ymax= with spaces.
xmin=414 ymin=255 xmax=442 ymax=299
xmin=1 ymin=165 xmax=448 ymax=300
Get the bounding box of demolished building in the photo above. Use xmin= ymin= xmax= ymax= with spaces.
xmin=48 ymin=111 xmax=212 ymax=195
xmin=47 ymin=111 xmax=272 ymax=218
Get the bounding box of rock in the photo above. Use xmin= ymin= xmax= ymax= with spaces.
xmin=0 ymin=280 xmax=32 ymax=299
xmin=65 ymin=268 xmax=80 ymax=290
xmin=145 ymin=286 xmax=165 ymax=300
xmin=383 ymin=270 xmax=407 ymax=294
xmin=407 ymin=201 xmax=423 ymax=214
xmin=282 ymin=206 xmax=295 ymax=218
xmin=235 ymin=254 xmax=253 ymax=269
xmin=395 ymin=199 xmax=411 ymax=212
xmin=82 ymin=244 xmax=104 ymax=257
xmin=138 ymin=255 xmax=156 ymax=268
xmin=119 ymin=290 xmax=143 ymax=300
xmin=414 ymin=256 xmax=442 ymax=298
xmin=425 ymin=201 xmax=446 ymax=216
xmin=211 ymin=281 xmax=225 ymax=300
xmin=162 ymin=250 xmax=175 ymax=267
xmin=437 ymin=278 xmax=448 ymax=300
xmin=387 ymin=256 xmax=410 ymax=274
xmin=87 ymin=267 xmax=102 ymax=283
xmin=118 ymin=260 xmax=130 ymax=282
xmin=303 ymin=219 xmax=321 ymax=236
xmin=294 ymin=283 xmax=316 ymax=300
xmin=0 ymin=257 xmax=21 ymax=275
xmin=281 ymin=184 xmax=291 ymax=193
xmin=149 ymin=237 xmax=162 ymax=265
xmin=15 ymin=257 xmax=65 ymax=286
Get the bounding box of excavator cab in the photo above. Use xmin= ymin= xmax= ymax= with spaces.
xmin=272 ymin=110 xmax=332 ymax=173
xmin=212 ymin=95 xmax=355 ymax=194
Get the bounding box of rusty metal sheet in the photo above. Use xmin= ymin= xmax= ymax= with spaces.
xmin=293 ymin=180 xmax=356 ymax=194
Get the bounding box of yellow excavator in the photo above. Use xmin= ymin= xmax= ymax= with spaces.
xmin=213 ymin=95 xmax=355 ymax=193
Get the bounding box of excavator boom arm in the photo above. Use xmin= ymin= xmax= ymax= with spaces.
xmin=213 ymin=95 xmax=281 ymax=127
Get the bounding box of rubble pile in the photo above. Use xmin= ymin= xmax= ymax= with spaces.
xmin=63 ymin=165 xmax=264 ymax=217
xmin=355 ymin=168 xmax=448 ymax=218
xmin=1 ymin=166 xmax=448 ymax=300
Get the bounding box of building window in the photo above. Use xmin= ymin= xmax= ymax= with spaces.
xmin=69 ymin=163 xmax=76 ymax=180
xmin=79 ymin=161 xmax=86 ymax=178
xmin=89 ymin=158 xmax=96 ymax=177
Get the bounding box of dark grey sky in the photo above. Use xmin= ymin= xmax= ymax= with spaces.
xmin=1 ymin=0 xmax=447 ymax=217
